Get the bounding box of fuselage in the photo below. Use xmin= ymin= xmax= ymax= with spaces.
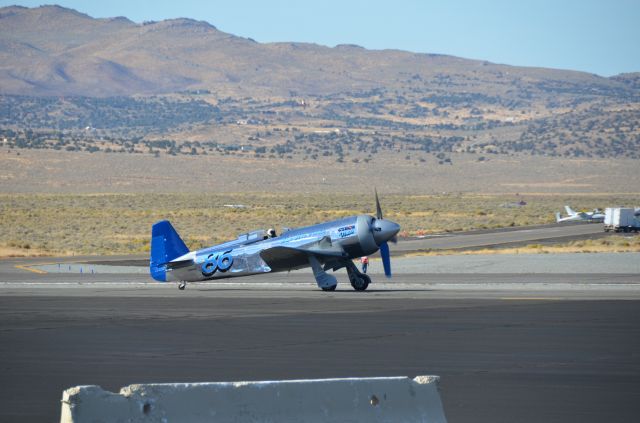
xmin=157 ymin=214 xmax=395 ymax=283
xmin=557 ymin=212 xmax=605 ymax=223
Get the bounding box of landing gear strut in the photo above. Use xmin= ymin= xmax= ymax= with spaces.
xmin=309 ymin=254 xmax=338 ymax=291
xmin=346 ymin=261 xmax=371 ymax=291
xmin=178 ymin=281 xmax=187 ymax=290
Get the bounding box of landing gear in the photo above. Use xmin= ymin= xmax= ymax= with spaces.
xmin=346 ymin=261 xmax=370 ymax=291
xmin=309 ymin=254 xmax=338 ymax=291
xmin=178 ymin=281 xmax=187 ymax=290
xmin=350 ymin=273 xmax=371 ymax=291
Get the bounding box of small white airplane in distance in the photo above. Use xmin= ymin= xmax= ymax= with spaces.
xmin=555 ymin=206 xmax=605 ymax=223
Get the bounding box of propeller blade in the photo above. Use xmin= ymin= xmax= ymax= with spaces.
xmin=390 ymin=234 xmax=398 ymax=244
xmin=375 ymin=188 xmax=383 ymax=219
xmin=380 ymin=241 xmax=391 ymax=278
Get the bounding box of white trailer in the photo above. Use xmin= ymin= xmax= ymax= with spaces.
xmin=604 ymin=208 xmax=640 ymax=232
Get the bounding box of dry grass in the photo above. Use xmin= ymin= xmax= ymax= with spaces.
xmin=1 ymin=192 xmax=638 ymax=256
xmin=0 ymin=246 xmax=53 ymax=257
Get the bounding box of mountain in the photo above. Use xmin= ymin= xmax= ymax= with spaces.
xmin=0 ymin=5 xmax=638 ymax=161
xmin=0 ymin=5 xmax=636 ymax=98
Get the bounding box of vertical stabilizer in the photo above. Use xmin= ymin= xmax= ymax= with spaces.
xmin=150 ymin=220 xmax=189 ymax=282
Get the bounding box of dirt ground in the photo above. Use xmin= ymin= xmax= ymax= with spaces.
xmin=2 ymin=149 xmax=639 ymax=195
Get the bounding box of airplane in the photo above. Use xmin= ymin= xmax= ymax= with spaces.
xmin=555 ymin=205 xmax=605 ymax=223
xmin=150 ymin=192 xmax=400 ymax=291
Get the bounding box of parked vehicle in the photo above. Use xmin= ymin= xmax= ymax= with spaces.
xmin=604 ymin=208 xmax=640 ymax=232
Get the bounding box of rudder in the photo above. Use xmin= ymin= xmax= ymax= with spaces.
xmin=150 ymin=220 xmax=189 ymax=282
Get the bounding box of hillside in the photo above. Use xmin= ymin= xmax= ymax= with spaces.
xmin=0 ymin=5 xmax=639 ymax=160
xmin=0 ymin=5 xmax=636 ymax=98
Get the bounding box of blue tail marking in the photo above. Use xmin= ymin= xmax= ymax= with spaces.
xmin=150 ymin=220 xmax=189 ymax=282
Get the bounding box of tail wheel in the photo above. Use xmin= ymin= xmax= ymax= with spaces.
xmin=321 ymin=285 xmax=337 ymax=291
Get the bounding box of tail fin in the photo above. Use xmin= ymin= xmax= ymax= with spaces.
xmin=565 ymin=206 xmax=575 ymax=216
xmin=150 ymin=220 xmax=189 ymax=282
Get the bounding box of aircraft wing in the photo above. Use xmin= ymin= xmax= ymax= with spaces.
xmin=260 ymin=245 xmax=346 ymax=273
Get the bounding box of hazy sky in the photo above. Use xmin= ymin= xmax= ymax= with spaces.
xmin=3 ymin=0 xmax=639 ymax=76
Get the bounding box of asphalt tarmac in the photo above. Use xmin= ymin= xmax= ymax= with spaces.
xmin=1 ymin=292 xmax=639 ymax=423
xmin=395 ymin=221 xmax=608 ymax=252
xmin=1 ymin=224 xmax=639 ymax=422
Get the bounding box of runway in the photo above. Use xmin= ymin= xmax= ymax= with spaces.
xmin=1 ymin=292 xmax=639 ymax=423
xmin=1 ymin=224 xmax=639 ymax=422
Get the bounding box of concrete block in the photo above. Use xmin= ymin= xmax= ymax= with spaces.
xmin=61 ymin=375 xmax=447 ymax=422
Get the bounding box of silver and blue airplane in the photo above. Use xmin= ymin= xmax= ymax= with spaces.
xmin=150 ymin=192 xmax=400 ymax=291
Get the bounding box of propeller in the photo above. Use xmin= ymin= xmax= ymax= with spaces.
xmin=379 ymin=241 xmax=391 ymax=278
xmin=372 ymin=189 xmax=400 ymax=278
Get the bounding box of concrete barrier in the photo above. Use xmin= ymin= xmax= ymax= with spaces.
xmin=61 ymin=375 xmax=447 ymax=422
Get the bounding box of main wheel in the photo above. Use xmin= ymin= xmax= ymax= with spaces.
xmin=321 ymin=285 xmax=337 ymax=291
xmin=178 ymin=282 xmax=186 ymax=290
xmin=350 ymin=274 xmax=370 ymax=291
